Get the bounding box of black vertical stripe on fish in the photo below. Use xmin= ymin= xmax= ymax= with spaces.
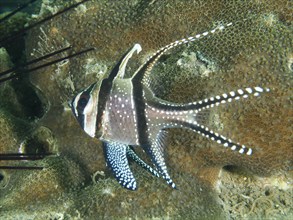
xmin=95 ymin=78 xmax=113 ymax=131
xmin=131 ymin=82 xmax=177 ymax=188
xmin=131 ymin=41 xmax=168 ymax=146
xmin=72 ymin=82 xmax=96 ymax=127
xmin=132 ymin=80 xmax=149 ymax=146
xmin=95 ymin=45 xmax=142 ymax=133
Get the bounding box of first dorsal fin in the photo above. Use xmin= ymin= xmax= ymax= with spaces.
xmin=116 ymin=44 xmax=142 ymax=79
xmin=107 ymin=43 xmax=142 ymax=81
xmin=132 ymin=21 xmax=235 ymax=85
xmin=106 ymin=44 xmax=141 ymax=81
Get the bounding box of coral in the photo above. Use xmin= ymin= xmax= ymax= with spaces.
xmin=0 ymin=170 xmax=10 ymax=189
xmin=0 ymin=0 xmax=292 ymax=219
xmin=218 ymin=169 xmax=293 ymax=219
xmin=0 ymin=48 xmax=24 ymax=117
xmin=0 ymin=156 xmax=86 ymax=219
xmin=0 ymin=12 xmax=30 ymax=42
xmin=0 ymin=48 xmax=12 ymax=71
xmin=0 ymin=109 xmax=31 ymax=155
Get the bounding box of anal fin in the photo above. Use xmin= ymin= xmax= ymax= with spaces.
xmin=127 ymin=146 xmax=160 ymax=177
xmin=143 ymin=131 xmax=177 ymax=189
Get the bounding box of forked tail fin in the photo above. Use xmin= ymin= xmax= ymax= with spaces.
xmin=146 ymin=86 xmax=270 ymax=155
xmin=181 ymin=86 xmax=270 ymax=112
xmin=179 ymin=86 xmax=270 ymax=155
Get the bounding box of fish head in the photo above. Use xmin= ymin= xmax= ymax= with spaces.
xmin=71 ymin=80 xmax=103 ymax=138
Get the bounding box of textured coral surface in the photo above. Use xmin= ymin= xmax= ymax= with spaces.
xmin=0 ymin=0 xmax=292 ymax=219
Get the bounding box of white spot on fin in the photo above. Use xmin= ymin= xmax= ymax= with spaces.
xmin=117 ymin=44 xmax=142 ymax=79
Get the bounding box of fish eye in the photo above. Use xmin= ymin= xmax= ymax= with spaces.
xmin=77 ymin=95 xmax=89 ymax=110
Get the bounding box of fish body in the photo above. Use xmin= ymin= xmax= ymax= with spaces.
xmin=102 ymin=78 xmax=139 ymax=145
xmin=71 ymin=23 xmax=269 ymax=190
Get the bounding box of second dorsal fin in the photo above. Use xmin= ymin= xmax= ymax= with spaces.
xmin=131 ymin=21 xmax=235 ymax=85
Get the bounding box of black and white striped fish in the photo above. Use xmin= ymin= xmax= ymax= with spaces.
xmin=70 ymin=22 xmax=269 ymax=190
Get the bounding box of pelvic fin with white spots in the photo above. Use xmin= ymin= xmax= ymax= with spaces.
xmin=103 ymin=142 xmax=159 ymax=190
